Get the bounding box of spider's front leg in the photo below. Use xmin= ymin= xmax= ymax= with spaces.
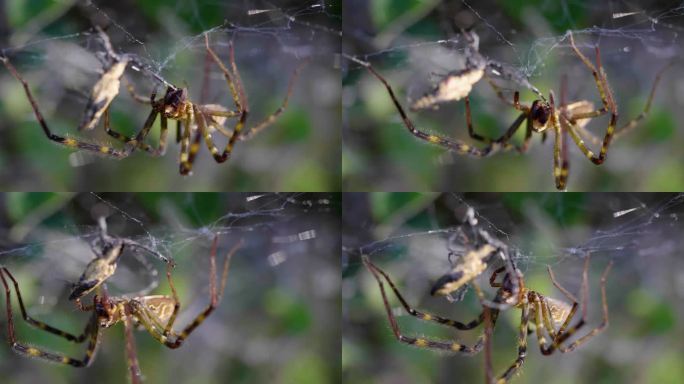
xmin=0 ymin=267 xmax=101 ymax=367
xmin=362 ymin=256 xmax=497 ymax=355
xmin=564 ymin=32 xmax=618 ymax=166
xmin=131 ymin=237 xmax=243 ymax=348
xmin=549 ymin=92 xmax=570 ymax=190
xmin=495 ymin=296 xmax=530 ymax=384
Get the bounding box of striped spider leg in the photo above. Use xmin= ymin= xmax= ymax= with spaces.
xmin=491 ymin=255 xmax=613 ymax=384
xmin=0 ymin=235 xmax=241 ymax=384
xmin=362 ymin=254 xmax=498 ymax=355
xmin=361 ymin=221 xmax=521 ymax=356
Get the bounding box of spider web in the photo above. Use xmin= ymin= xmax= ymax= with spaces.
xmin=0 ymin=192 xmax=339 ymax=383
xmin=0 ymin=0 xmax=341 ymax=191
xmin=344 ymin=193 xmax=684 ymax=277
xmin=342 ymin=0 xmax=684 ymax=191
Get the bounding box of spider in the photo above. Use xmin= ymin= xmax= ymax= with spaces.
xmin=363 ymin=243 xmax=613 ymax=384
xmin=0 ymin=235 xmax=242 ymax=384
xmin=1 ymin=33 xmax=306 ymax=175
xmin=348 ymin=31 xmax=668 ymax=190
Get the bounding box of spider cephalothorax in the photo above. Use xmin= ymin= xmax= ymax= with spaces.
xmin=160 ymin=87 xmax=191 ymax=119
xmin=529 ymin=99 xmax=551 ymax=131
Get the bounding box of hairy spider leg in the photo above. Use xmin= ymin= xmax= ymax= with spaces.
xmin=565 ymin=62 xmax=670 ymax=147
xmin=238 ymin=57 xmax=309 ymax=141
xmin=130 ymin=237 xmax=243 ymax=349
xmin=538 ymin=259 xmax=613 ymax=355
xmin=359 ymin=61 xmax=505 ymax=157
xmin=200 ymin=35 xmax=308 ymax=165
xmin=495 ymin=294 xmax=530 ymax=384
xmin=0 ymin=267 xmax=101 ymax=367
xmin=122 ymin=303 xmax=142 ymax=384
xmin=1 ymin=57 xmax=129 ymax=158
xmin=493 ymin=257 xmax=613 ymax=383
xmin=362 ymin=256 xmax=498 ymax=354
xmin=202 ymin=35 xmax=248 ymax=164
xmin=562 ymin=32 xmax=618 ymax=166
xmin=549 ymin=92 xmax=570 ymax=190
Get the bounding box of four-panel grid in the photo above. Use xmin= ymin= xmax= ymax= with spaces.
xmin=0 ymin=1 xmax=682 ymax=384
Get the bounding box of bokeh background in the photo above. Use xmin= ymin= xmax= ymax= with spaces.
xmin=0 ymin=192 xmax=340 ymax=384
xmin=343 ymin=193 xmax=684 ymax=383
xmin=0 ymin=1 xmax=341 ymax=191
xmin=343 ymin=1 xmax=684 ymax=191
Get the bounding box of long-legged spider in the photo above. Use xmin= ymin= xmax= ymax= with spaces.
xmin=0 ymin=235 xmax=242 ymax=384
xmin=348 ymin=31 xmax=668 ymax=190
xmin=363 ymin=240 xmax=612 ymax=384
xmin=1 ymin=33 xmax=306 ymax=175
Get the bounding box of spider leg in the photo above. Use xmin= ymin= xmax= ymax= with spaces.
xmin=204 ymin=34 xmax=249 ymax=160
xmin=359 ymin=60 xmax=503 ymax=157
xmin=364 ymin=256 xmax=489 ymax=330
xmin=546 ymin=265 xmax=578 ymax=303
xmin=184 ymin=129 xmax=204 ymax=172
xmin=1 ymin=57 xmax=129 ymax=158
xmin=557 ymin=260 xmax=613 ymax=353
xmin=496 ymin=296 xmax=529 ymax=383
xmin=567 ymin=32 xmax=618 ymax=165
xmin=479 ymin=250 xmax=522 ymax=311
xmin=136 ymin=237 xmax=243 ymax=348
xmin=238 ymin=58 xmax=308 ymax=141
xmin=549 ymin=92 xmax=569 ymax=190
xmin=123 ymin=77 xmax=154 ymax=104
xmin=570 ymin=62 xmax=670 ymax=144
xmin=123 ymin=304 xmax=142 ymax=384
xmin=518 ymin=117 xmax=534 ymax=153
xmin=0 ymin=267 xmax=101 ymax=367
xmin=193 ymin=105 xmax=230 ymax=164
xmin=464 ymin=95 xmax=523 ymax=150
xmin=362 ymin=256 xmax=494 ymax=354
xmin=179 ymin=115 xmax=194 ymax=175
xmin=484 ymin=76 xmax=529 ymax=112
